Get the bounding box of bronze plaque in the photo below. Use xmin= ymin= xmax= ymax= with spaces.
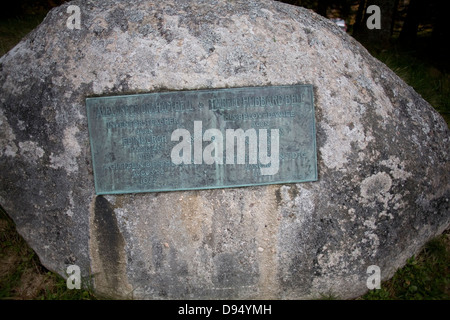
xmin=86 ymin=85 xmax=317 ymax=194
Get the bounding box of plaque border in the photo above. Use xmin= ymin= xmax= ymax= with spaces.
xmin=86 ymin=84 xmax=318 ymax=195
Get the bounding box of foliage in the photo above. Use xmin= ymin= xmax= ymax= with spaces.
xmin=0 ymin=206 xmax=96 ymax=300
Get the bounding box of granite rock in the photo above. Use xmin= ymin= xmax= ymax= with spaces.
xmin=0 ymin=0 xmax=448 ymax=299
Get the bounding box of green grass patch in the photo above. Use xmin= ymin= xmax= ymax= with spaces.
xmin=370 ymin=45 xmax=450 ymax=125
xmin=362 ymin=232 xmax=450 ymax=300
xmin=36 ymin=271 xmax=97 ymax=300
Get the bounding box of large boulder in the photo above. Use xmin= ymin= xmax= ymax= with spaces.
xmin=0 ymin=0 xmax=448 ymax=299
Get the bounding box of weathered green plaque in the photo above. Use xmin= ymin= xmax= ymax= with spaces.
xmin=86 ymin=85 xmax=317 ymax=194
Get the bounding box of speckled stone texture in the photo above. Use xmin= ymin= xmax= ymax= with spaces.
xmin=0 ymin=0 xmax=448 ymax=299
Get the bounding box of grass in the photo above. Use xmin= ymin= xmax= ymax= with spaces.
xmin=361 ymin=231 xmax=450 ymax=300
xmin=0 ymin=206 xmax=96 ymax=300
xmin=0 ymin=7 xmax=449 ymax=301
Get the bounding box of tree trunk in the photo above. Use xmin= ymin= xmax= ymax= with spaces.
xmin=399 ymin=0 xmax=425 ymax=46
xmin=353 ymin=0 xmax=397 ymax=48
xmin=352 ymin=0 xmax=367 ymax=35
xmin=431 ymin=0 xmax=449 ymax=46
xmin=317 ymin=0 xmax=331 ymax=17
xmin=390 ymin=0 xmax=400 ymax=36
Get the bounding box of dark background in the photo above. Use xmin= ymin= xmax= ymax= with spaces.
xmin=280 ymin=0 xmax=450 ymax=71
